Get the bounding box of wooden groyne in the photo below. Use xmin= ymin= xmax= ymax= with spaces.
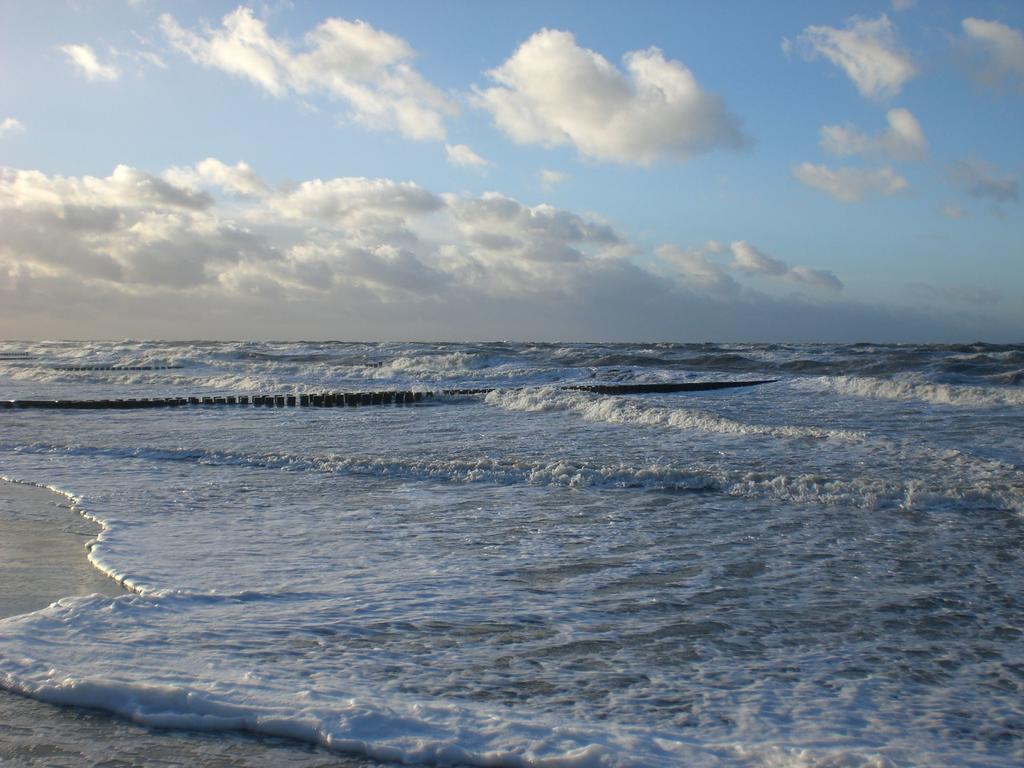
xmin=52 ymin=365 xmax=182 ymax=371
xmin=0 ymin=357 xmax=181 ymax=369
xmin=563 ymin=380 xmax=775 ymax=395
xmin=0 ymin=380 xmax=776 ymax=410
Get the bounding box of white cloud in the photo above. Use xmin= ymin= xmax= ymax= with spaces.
xmin=447 ymin=191 xmax=622 ymax=267
xmin=161 ymin=7 xmax=455 ymax=141
xmin=960 ymin=18 xmax=1024 ymax=90
xmin=0 ymin=165 xmax=211 ymax=212
xmin=0 ymin=165 xmax=230 ymax=287
xmin=59 ymin=44 xmax=120 ymax=81
xmin=161 ymin=8 xmax=289 ymax=95
xmin=730 ymin=240 xmax=787 ymax=276
xmin=165 ymin=158 xmax=270 ymax=198
xmin=49 ymin=162 xmax=1010 ymax=344
xmin=656 ymin=244 xmax=737 ymax=293
xmin=0 ymin=161 xmax=639 ymax=314
xmin=475 ymin=29 xmax=748 ymax=165
xmin=940 ymin=204 xmax=967 ymax=220
xmin=12 ymin=161 xmax=1008 ymax=340
xmin=0 ymin=117 xmax=25 ymax=138
xmin=730 ymin=241 xmax=842 ymax=292
xmin=792 ymin=162 xmax=908 ymax=202
xmin=891 ymin=0 xmax=916 ymax=11
xmin=949 ymin=159 xmax=1019 ymax=203
xmin=539 ymin=169 xmax=569 ymax=189
xmin=271 ymin=177 xmax=444 ymax=233
xmin=657 ymin=240 xmax=842 ymax=294
xmin=445 ymin=144 xmax=489 ymax=168
xmin=798 ymin=15 xmax=915 ymax=100
xmin=820 ymin=107 xmax=926 ymax=161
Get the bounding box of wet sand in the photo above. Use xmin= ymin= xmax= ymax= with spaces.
xmin=0 ymin=480 xmax=124 ymax=618
xmin=0 ymin=480 xmax=377 ymax=767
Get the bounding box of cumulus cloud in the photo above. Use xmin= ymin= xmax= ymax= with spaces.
xmin=730 ymin=241 xmax=842 ymax=292
xmin=475 ymin=29 xmax=748 ymax=165
xmin=445 ymin=144 xmax=489 ymax=168
xmin=0 ymin=161 xmax=844 ymax=313
xmin=798 ymin=14 xmax=915 ymax=100
xmin=271 ymin=177 xmax=444 ymax=235
xmin=820 ymin=107 xmax=927 ymax=161
xmin=948 ymin=159 xmax=1019 ymax=204
xmin=0 ymin=160 xmax=639 ymax=319
xmin=0 ymin=117 xmax=25 ymax=138
xmin=730 ymin=240 xmax=788 ymax=276
xmin=891 ymin=0 xmax=916 ymax=11
xmin=0 ymin=165 xmax=240 ymax=289
xmin=8 ymin=160 xmax=943 ymax=343
xmin=656 ymin=244 xmax=737 ymax=293
xmin=792 ymin=162 xmax=908 ymax=202
xmin=59 ymin=44 xmax=120 ymax=81
xmin=0 ymin=165 xmax=212 ymax=212
xmin=960 ymin=18 xmax=1024 ymax=90
xmin=940 ymin=203 xmax=966 ymax=219
xmin=160 ymin=6 xmax=455 ymax=141
xmin=165 ymin=158 xmax=270 ymax=198
xmin=658 ymin=240 xmax=842 ymax=294
xmin=447 ymin=191 xmax=622 ymax=267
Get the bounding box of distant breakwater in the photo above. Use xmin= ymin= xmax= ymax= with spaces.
xmin=0 ymin=380 xmax=776 ymax=410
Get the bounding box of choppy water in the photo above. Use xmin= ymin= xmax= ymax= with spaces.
xmin=1 ymin=341 xmax=1022 ymax=767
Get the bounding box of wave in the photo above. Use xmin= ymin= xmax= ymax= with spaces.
xmin=0 ymin=475 xmax=140 ymax=598
xmin=1 ymin=364 xmax=297 ymax=393
xmin=379 ymin=351 xmax=492 ymax=374
xmin=0 ymin=657 xmax=909 ymax=768
xmin=988 ymin=369 xmax=1024 ymax=386
xmin=797 ymin=376 xmax=1024 ymax=408
xmin=0 ymin=637 xmax=621 ymax=768
xmin=5 ymin=442 xmax=1020 ymax=515
xmin=483 ymin=387 xmax=866 ymax=442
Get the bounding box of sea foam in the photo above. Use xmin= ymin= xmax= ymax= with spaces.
xmin=796 ymin=375 xmax=1024 ymax=408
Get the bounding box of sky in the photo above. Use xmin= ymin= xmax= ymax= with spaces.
xmin=0 ymin=0 xmax=1021 ymax=342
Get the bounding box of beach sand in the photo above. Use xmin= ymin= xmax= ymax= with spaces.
xmin=0 ymin=480 xmax=377 ymax=767
xmin=0 ymin=481 xmax=124 ymax=618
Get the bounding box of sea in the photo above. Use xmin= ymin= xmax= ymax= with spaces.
xmin=0 ymin=340 xmax=1022 ymax=767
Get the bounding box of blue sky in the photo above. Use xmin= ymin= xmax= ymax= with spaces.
xmin=0 ymin=0 xmax=1021 ymax=341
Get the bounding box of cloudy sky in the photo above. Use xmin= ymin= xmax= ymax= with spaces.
xmin=0 ymin=1 xmax=1021 ymax=341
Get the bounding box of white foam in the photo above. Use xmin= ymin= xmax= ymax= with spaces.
xmin=7 ymin=439 xmax=1021 ymax=516
xmin=372 ymin=352 xmax=490 ymax=376
xmin=484 ymin=387 xmax=866 ymax=442
xmin=797 ymin=375 xmax=1024 ymax=408
xmin=2 ymin=341 xmax=1022 ymax=767
xmin=0 ymin=595 xmax=634 ymax=768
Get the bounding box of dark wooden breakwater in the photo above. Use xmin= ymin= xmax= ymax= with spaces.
xmin=50 ymin=370 xmax=184 ymax=376
xmin=0 ymin=380 xmax=776 ymax=410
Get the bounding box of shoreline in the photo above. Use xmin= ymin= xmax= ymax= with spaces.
xmin=0 ymin=480 xmax=124 ymax=620
xmin=0 ymin=479 xmax=377 ymax=767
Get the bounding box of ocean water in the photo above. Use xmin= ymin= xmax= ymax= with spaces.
xmin=0 ymin=341 xmax=1022 ymax=767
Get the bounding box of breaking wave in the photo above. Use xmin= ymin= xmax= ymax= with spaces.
xmin=797 ymin=375 xmax=1024 ymax=408
xmin=5 ymin=441 xmax=1020 ymax=514
xmin=483 ymin=387 xmax=867 ymax=442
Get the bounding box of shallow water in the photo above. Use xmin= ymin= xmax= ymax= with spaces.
xmin=1 ymin=341 xmax=1022 ymax=766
